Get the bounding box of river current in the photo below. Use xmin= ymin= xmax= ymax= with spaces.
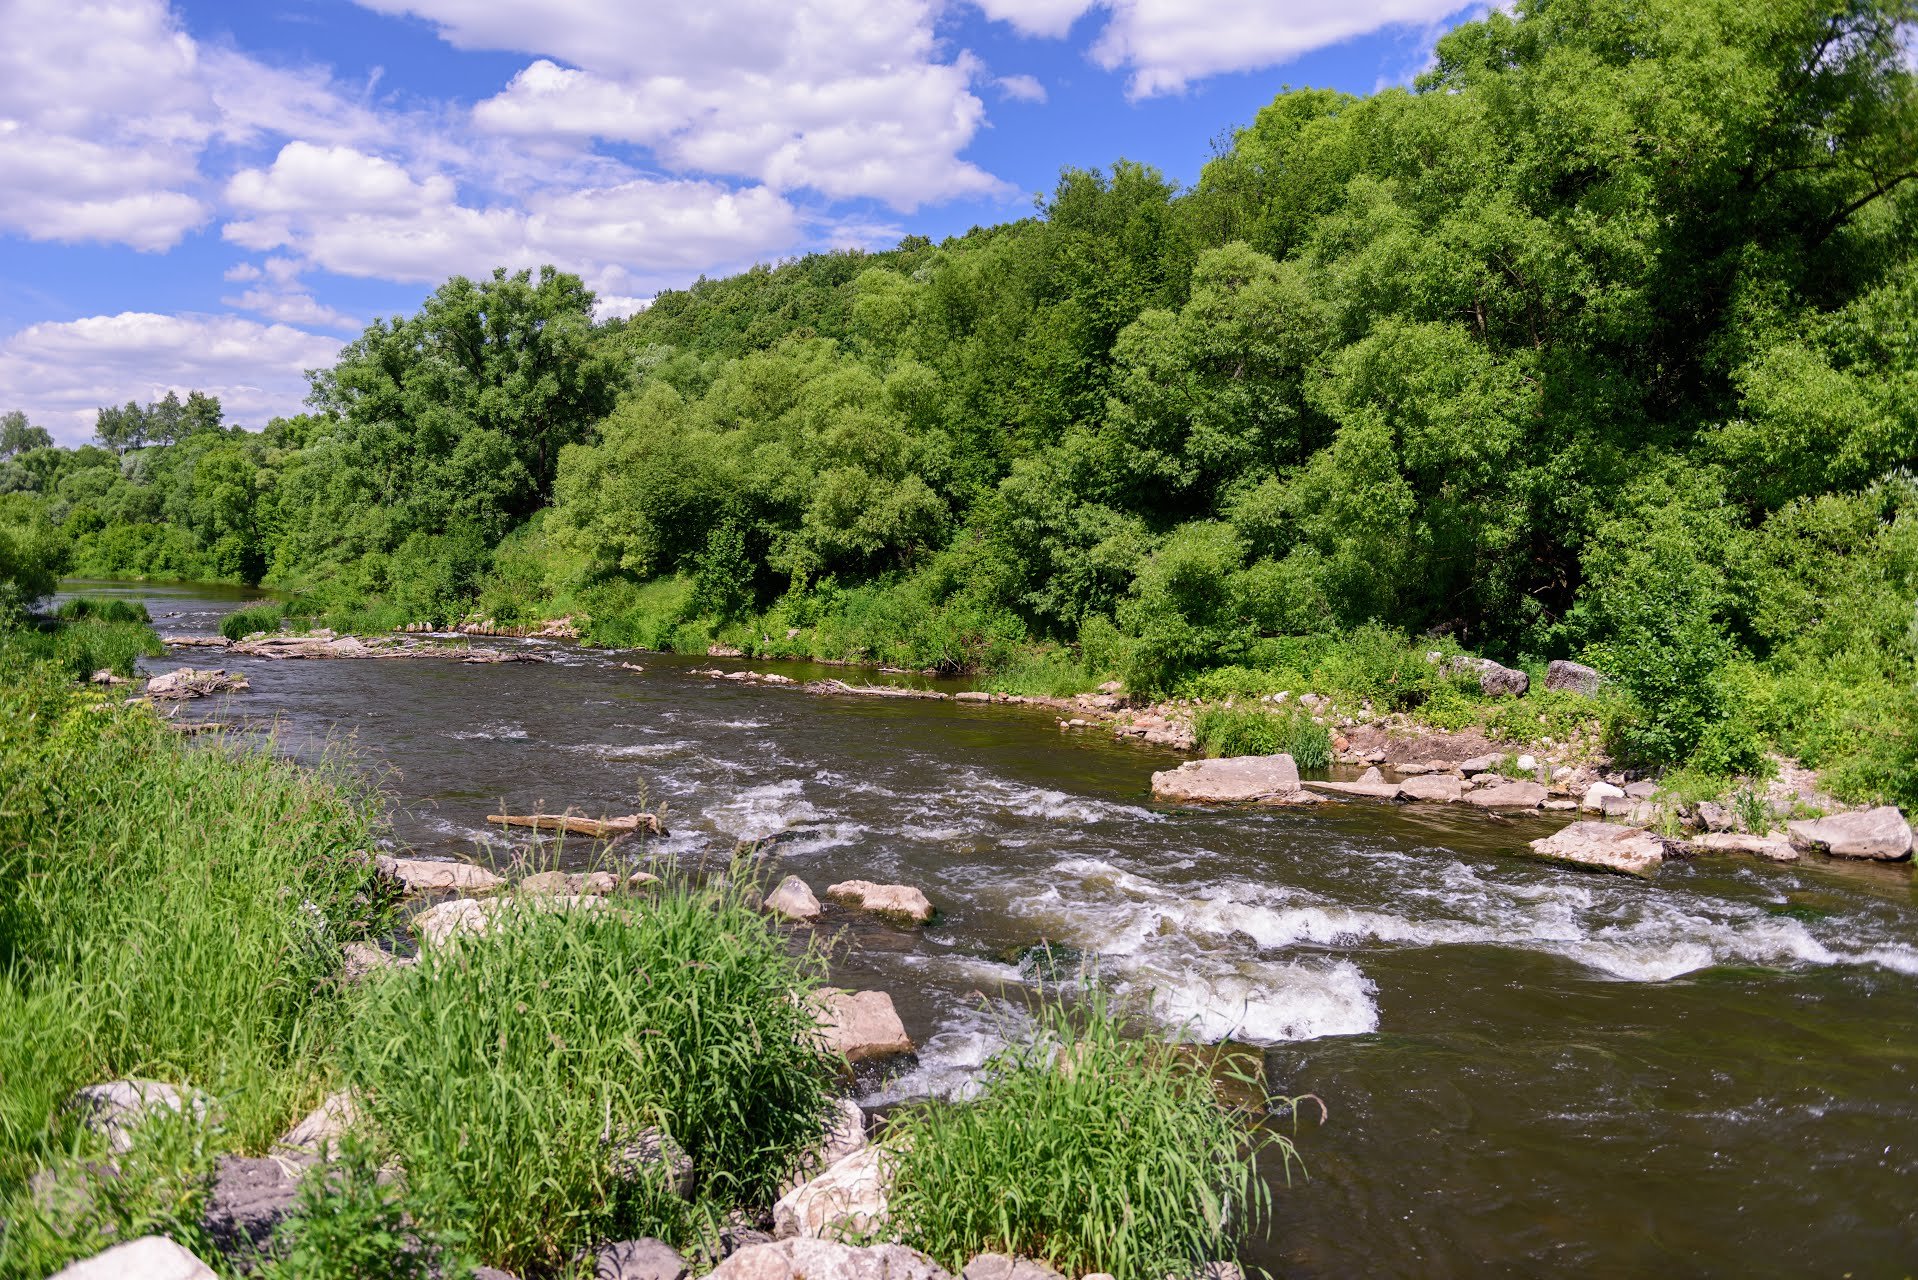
xmin=69 ymin=581 xmax=1918 ymax=1276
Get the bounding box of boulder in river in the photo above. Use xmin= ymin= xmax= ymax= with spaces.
xmin=1786 ymin=807 xmax=1914 ymax=861
xmin=146 ymin=667 xmax=249 ymax=700
xmin=1150 ymin=755 xmax=1322 ymax=805
xmin=709 ymin=1240 xmax=949 ymax=1280
xmin=825 ymin=880 xmax=933 ymax=924
xmin=1684 ymin=832 xmax=1798 ymax=862
xmin=50 ymin=1236 xmax=217 ymax=1280
xmin=773 ymin=1145 xmax=893 ymax=1241
xmin=1528 ymin=822 xmax=1667 ymax=877
xmin=1543 ymin=660 xmax=1602 ymax=696
xmin=1398 ymin=773 xmax=1464 ymax=803
xmin=767 ymin=875 xmax=823 ymax=922
xmin=377 ymin=855 xmax=503 ymax=894
xmin=1464 ymin=780 xmax=1548 ymax=809
xmin=815 ymin=989 xmax=913 ymax=1063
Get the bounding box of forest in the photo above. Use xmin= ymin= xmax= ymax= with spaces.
xmin=2 ymin=0 xmax=1914 ymax=802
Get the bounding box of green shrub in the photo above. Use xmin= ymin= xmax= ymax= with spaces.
xmin=264 ymin=1133 xmax=469 ymax=1280
xmin=1192 ymin=705 xmax=1331 ymax=769
xmin=54 ymin=597 xmax=149 ymax=624
xmin=340 ymin=867 xmax=835 ymax=1276
xmin=1 ymin=617 xmax=163 ymax=679
xmin=220 ymin=601 xmax=286 ymax=641
xmin=885 ymin=991 xmax=1295 ymax=1280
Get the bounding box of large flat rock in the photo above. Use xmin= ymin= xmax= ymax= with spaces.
xmin=1787 ymin=807 xmax=1913 ymax=861
xmin=1529 ymin=822 xmax=1667 ymax=877
xmin=816 ymin=990 xmax=913 ymax=1063
xmin=1151 ymin=755 xmax=1321 ymax=805
xmin=1464 ymin=780 xmax=1548 ymax=809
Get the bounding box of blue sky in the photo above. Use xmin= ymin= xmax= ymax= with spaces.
xmin=0 ymin=0 xmax=1483 ymax=442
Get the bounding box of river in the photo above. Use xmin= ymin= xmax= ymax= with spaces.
xmin=67 ymin=580 xmax=1918 ymax=1277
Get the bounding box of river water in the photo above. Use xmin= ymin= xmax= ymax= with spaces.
xmin=69 ymin=580 xmax=1918 ymax=1277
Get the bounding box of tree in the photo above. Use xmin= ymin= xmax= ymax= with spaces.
xmin=94 ymin=401 xmax=147 ymax=453
xmin=0 ymin=411 xmax=52 ymax=460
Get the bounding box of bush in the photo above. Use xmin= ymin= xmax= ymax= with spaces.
xmin=885 ymin=991 xmax=1294 ymax=1280
xmin=265 ymin=1133 xmax=468 ymax=1280
xmin=53 ymin=596 xmax=149 ymax=624
xmin=340 ymin=866 xmax=835 ymax=1275
xmin=1192 ymin=705 xmax=1331 ymax=769
xmin=2 ymin=616 xmax=162 ymax=679
xmin=220 ymin=601 xmax=286 ymax=641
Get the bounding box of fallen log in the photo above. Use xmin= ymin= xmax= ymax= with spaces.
xmin=486 ymin=811 xmax=667 ymax=838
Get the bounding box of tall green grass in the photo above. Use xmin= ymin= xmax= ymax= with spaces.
xmin=0 ymin=647 xmax=398 ymax=1275
xmin=1193 ymin=705 xmax=1332 ymax=770
xmin=6 ymin=600 xmax=163 ymax=678
xmin=219 ymin=600 xmax=287 ymax=640
xmin=885 ymin=991 xmax=1295 ymax=1280
xmin=340 ymin=866 xmax=836 ymax=1277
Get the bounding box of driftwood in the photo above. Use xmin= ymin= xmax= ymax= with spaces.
xmin=805 ymin=678 xmax=949 ymax=701
xmin=486 ymin=811 xmax=667 ymax=838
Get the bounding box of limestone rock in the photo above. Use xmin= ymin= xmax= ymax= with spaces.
xmin=413 ymin=897 xmax=490 ymax=946
xmin=824 ymin=881 xmax=933 ymax=925
xmin=766 ymin=875 xmax=823 ymax=922
xmin=341 ymin=941 xmax=409 ymax=981
xmin=1544 ymin=660 xmax=1602 ymax=696
xmin=785 ymin=1098 xmax=868 ymax=1194
xmin=50 ymin=1237 xmax=218 ymax=1280
xmin=377 ymin=855 xmax=503 ymax=894
xmin=1624 ymin=780 xmax=1659 ymax=800
xmin=1463 ymin=780 xmax=1548 ymax=809
xmin=1696 ymin=801 xmax=1733 ymax=832
xmin=1150 ymin=755 xmax=1321 ymax=805
xmin=1580 ymin=781 xmax=1625 ymax=813
xmin=1447 ymin=656 xmax=1529 ymax=698
xmin=610 ymin=1128 xmax=694 ymax=1198
xmin=1529 ymin=822 xmax=1666 ymax=878
xmin=1457 ymin=754 xmax=1502 ymax=776
xmin=773 ymin=1146 xmax=893 ymax=1241
xmin=962 ymin=1256 xmax=1065 ymax=1280
xmin=594 ymin=1239 xmax=689 ymax=1280
xmin=709 ymin=1240 xmax=950 ymax=1280
xmin=68 ymin=1080 xmax=211 ymax=1153
xmin=1786 ymin=807 xmax=1914 ymax=861
xmin=1398 ymin=773 xmax=1464 ymax=803
xmin=1685 ymin=832 xmax=1798 ymax=862
xmin=277 ymin=1090 xmax=358 ymax=1154
xmin=520 ymin=870 xmax=619 ymax=896
xmin=816 ymin=990 xmax=913 ymax=1063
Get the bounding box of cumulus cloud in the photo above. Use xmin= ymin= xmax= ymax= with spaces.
xmin=361 ymin=0 xmax=1003 ymax=210
xmin=0 ymin=312 xmax=345 ymax=444
xmin=994 ymin=74 xmax=1049 ymax=103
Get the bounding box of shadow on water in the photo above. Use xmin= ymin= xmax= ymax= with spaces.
xmin=57 ymin=579 xmax=1918 ymax=1277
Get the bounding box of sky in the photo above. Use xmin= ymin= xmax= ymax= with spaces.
xmin=0 ymin=0 xmax=1488 ymax=444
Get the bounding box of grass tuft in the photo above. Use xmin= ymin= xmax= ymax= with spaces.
xmin=1193 ymin=705 xmax=1332 ymax=770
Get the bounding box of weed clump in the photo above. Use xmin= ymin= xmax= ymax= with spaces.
xmin=1193 ymin=705 xmax=1332 ymax=770
xmin=885 ymin=991 xmax=1300 ymax=1280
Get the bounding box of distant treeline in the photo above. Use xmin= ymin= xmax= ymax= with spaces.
xmin=2 ymin=0 xmax=1913 ymax=799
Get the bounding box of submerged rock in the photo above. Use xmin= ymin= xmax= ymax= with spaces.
xmin=1787 ymin=807 xmax=1914 ymax=861
xmin=50 ymin=1236 xmax=217 ymax=1280
xmin=815 ymin=990 xmax=913 ymax=1063
xmin=1528 ymin=822 xmax=1667 ymax=877
xmin=772 ymin=1145 xmax=893 ymax=1241
xmin=825 ymin=880 xmax=933 ymax=924
xmin=766 ymin=875 xmax=823 ymax=922
xmin=1150 ymin=755 xmax=1321 ymax=805
xmin=709 ymin=1240 xmax=949 ymax=1280
xmin=1304 ymin=777 xmax=1403 ymax=801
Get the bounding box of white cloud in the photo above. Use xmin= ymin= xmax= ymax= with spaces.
xmin=1089 ymin=0 xmax=1475 ymax=97
xmin=994 ymin=73 xmax=1049 ymax=103
xmin=968 ymin=0 xmax=1095 ymax=39
xmin=0 ymin=312 xmax=345 ymax=444
xmin=362 ymin=0 xmax=1003 ymax=210
xmin=221 ymin=288 xmax=359 ymax=332
xmin=221 ymin=142 xmax=805 ymax=294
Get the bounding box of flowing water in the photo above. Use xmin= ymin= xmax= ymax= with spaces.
xmin=68 ymin=581 xmax=1918 ymax=1277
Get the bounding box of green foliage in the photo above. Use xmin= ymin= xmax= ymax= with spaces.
xmin=340 ymin=867 xmax=835 ymax=1276
xmin=265 ymin=1134 xmax=467 ymax=1280
xmin=885 ymin=990 xmax=1292 ymax=1280
xmin=0 ymin=499 xmax=69 ymax=620
xmin=221 ymin=601 xmax=287 ymax=641
xmin=1192 ymin=705 xmax=1332 ymax=769
xmin=54 ymin=596 xmax=149 ymax=624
